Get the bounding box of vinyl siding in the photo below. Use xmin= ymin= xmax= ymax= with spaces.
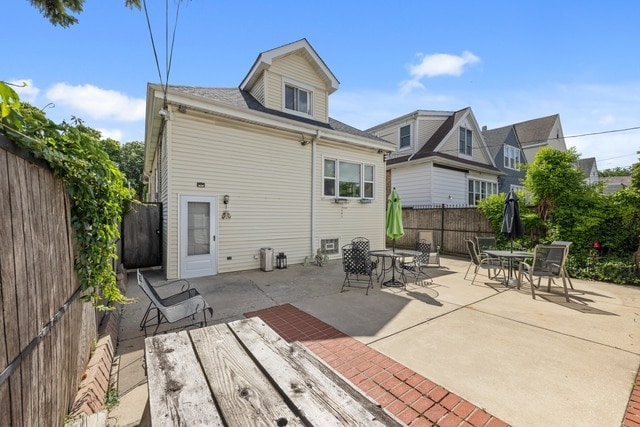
xmin=160 ymin=129 xmax=171 ymax=276
xmin=249 ymin=74 xmax=265 ymax=105
xmin=264 ymin=52 xmax=329 ymax=122
xmin=161 ymin=111 xmax=386 ymax=278
xmin=163 ymin=113 xmax=311 ymax=277
xmin=315 ymin=141 xmax=387 ymax=254
xmin=391 ymin=164 xmax=469 ymax=206
xmin=432 ymin=167 xmax=467 ymax=205
xmin=390 ymin=163 xmax=431 ymax=206
xmin=417 ymin=117 xmax=447 ymax=147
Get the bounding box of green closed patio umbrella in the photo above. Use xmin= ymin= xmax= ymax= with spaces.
xmin=386 ymin=187 xmax=404 ymax=253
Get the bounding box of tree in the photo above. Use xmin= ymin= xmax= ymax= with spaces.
xmin=523 ymin=147 xmax=586 ymax=221
xmin=599 ymin=166 xmax=631 ymax=177
xmin=631 ymin=152 xmax=640 ymax=190
xmin=119 ymin=141 xmax=145 ymax=198
xmin=28 ymin=0 xmax=141 ymax=27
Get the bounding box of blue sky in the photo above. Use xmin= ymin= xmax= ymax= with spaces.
xmin=5 ymin=1 xmax=640 ymax=169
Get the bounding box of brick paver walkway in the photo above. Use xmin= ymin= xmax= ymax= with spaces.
xmin=245 ymin=303 xmax=509 ymax=427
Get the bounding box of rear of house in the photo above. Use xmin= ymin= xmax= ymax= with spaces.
xmin=143 ymin=39 xmax=394 ymax=279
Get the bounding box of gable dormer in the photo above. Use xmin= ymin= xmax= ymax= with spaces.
xmin=239 ymin=39 xmax=339 ymax=123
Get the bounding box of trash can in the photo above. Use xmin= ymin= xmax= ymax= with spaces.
xmin=260 ymin=247 xmax=274 ymax=272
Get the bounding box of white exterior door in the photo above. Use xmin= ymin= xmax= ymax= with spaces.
xmin=179 ymin=195 xmax=217 ymax=279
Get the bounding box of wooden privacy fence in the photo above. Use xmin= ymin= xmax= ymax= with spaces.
xmin=390 ymin=205 xmax=494 ymax=255
xmin=0 ymin=136 xmax=97 ymax=426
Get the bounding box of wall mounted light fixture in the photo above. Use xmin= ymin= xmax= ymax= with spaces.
xmin=223 ymin=194 xmax=230 ymax=205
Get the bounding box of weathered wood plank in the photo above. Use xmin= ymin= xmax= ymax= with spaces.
xmin=145 ymin=331 xmax=223 ymax=426
xmin=0 ymin=148 xmax=13 ymax=420
xmin=229 ymin=318 xmax=400 ymax=426
xmin=7 ymin=153 xmax=27 ymax=424
xmin=189 ymin=324 xmax=303 ymax=427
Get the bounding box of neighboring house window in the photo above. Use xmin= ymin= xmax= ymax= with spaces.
xmin=468 ymin=179 xmax=497 ymax=205
xmin=399 ymin=125 xmax=411 ymax=149
xmin=284 ymin=83 xmax=312 ymax=115
xmin=510 ymin=185 xmax=525 ymax=192
xmin=504 ymin=145 xmax=521 ymax=169
xmin=459 ymin=127 xmax=472 ymax=156
xmin=323 ymin=159 xmax=375 ymax=199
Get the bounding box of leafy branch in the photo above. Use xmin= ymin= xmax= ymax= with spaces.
xmin=1 ymin=81 xmax=133 ymax=309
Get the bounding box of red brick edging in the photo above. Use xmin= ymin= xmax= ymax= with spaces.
xmin=624 ymin=367 xmax=640 ymax=427
xmin=245 ymin=304 xmax=508 ymax=427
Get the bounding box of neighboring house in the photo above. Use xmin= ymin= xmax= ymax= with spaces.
xmin=578 ymin=157 xmax=599 ymax=185
xmin=143 ymin=39 xmax=394 ymax=279
xmin=512 ymin=114 xmax=567 ymax=162
xmin=482 ymin=125 xmax=528 ymax=193
xmin=367 ymin=108 xmax=503 ymax=207
xmin=601 ymin=176 xmax=632 ymax=194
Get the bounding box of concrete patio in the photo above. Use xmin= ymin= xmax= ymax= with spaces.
xmin=108 ymin=255 xmax=640 ymax=426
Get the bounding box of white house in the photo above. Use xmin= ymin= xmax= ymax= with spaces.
xmin=367 ymin=108 xmax=503 ymax=207
xmin=143 ymin=39 xmax=394 ymax=279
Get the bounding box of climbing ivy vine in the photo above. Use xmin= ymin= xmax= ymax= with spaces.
xmin=1 ymin=83 xmax=133 ymax=309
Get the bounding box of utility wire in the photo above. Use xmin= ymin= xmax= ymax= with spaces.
xmin=142 ymin=0 xmax=164 ymax=89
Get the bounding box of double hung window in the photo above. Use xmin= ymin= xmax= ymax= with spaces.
xmin=459 ymin=127 xmax=473 ymax=156
xmin=324 ymin=159 xmax=375 ymax=199
xmin=399 ymin=125 xmax=411 ymax=149
xmin=284 ymin=83 xmax=312 ymax=116
xmin=504 ymin=145 xmax=521 ymax=169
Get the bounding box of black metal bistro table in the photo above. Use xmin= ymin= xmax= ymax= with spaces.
xmin=483 ymin=249 xmax=533 ymax=287
xmin=369 ymin=249 xmax=422 ymax=288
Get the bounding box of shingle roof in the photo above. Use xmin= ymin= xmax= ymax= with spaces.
xmin=513 ymin=114 xmax=559 ymax=146
xmin=482 ymin=125 xmax=513 ymax=158
xmin=578 ymin=157 xmax=597 ymax=175
xmin=602 ymin=176 xmax=632 ymax=194
xmin=168 ymin=85 xmax=387 ymax=143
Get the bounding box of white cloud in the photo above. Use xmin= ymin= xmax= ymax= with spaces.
xmin=98 ymin=128 xmax=124 ymax=141
xmin=400 ymin=51 xmax=480 ymax=94
xmin=410 ymin=51 xmax=480 ymax=78
xmin=46 ymin=83 xmax=145 ymax=122
xmin=11 ymin=79 xmax=40 ymax=102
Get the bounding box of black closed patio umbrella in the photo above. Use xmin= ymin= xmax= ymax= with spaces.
xmin=501 ymin=189 xmax=525 ymax=252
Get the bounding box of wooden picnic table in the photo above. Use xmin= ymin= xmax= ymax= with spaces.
xmin=144 ymin=317 xmax=403 ymax=426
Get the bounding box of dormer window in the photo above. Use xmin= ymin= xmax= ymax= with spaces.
xmin=399 ymin=125 xmax=411 ymax=149
xmin=284 ymin=80 xmax=313 ymax=116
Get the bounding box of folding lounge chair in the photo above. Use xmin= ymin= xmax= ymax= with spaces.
xmin=137 ymin=269 xmax=214 ymax=336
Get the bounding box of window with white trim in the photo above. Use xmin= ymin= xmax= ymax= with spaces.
xmin=284 ymin=83 xmax=312 ymax=115
xmin=323 ymin=159 xmax=375 ymax=199
xmin=468 ymin=179 xmax=498 ymax=205
xmin=503 ymin=145 xmax=521 ymax=169
xmin=459 ymin=127 xmax=472 ymax=156
xmin=399 ymin=125 xmax=411 ymax=149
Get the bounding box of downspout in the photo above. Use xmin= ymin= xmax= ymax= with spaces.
xmin=310 ymin=130 xmax=319 ymax=257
